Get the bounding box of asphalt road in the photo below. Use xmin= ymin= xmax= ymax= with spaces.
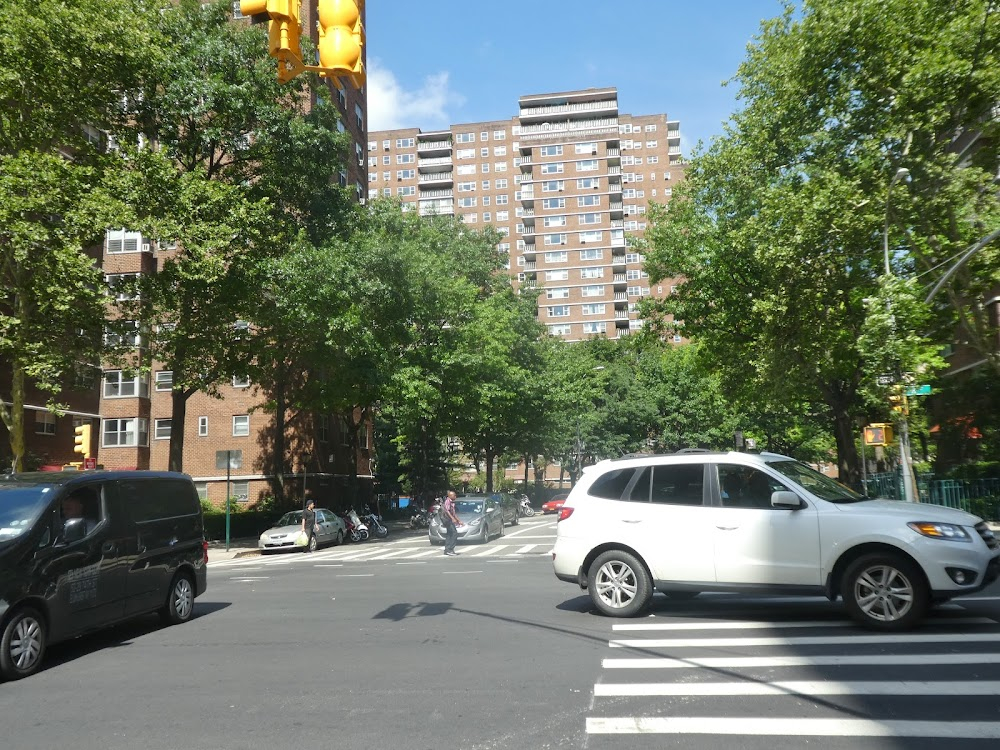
xmin=3 ymin=516 xmax=1000 ymax=750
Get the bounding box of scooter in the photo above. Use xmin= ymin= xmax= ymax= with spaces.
xmin=408 ymin=507 xmax=430 ymax=529
xmin=518 ymin=496 xmax=535 ymax=517
xmin=341 ymin=509 xmax=369 ymax=542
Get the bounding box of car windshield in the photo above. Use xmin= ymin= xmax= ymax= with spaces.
xmin=276 ymin=511 xmax=304 ymax=527
xmin=0 ymin=484 xmax=52 ymax=545
xmin=765 ymin=459 xmax=864 ymax=504
xmin=456 ymin=500 xmax=484 ymax=515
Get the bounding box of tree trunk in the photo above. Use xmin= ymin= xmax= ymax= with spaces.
xmin=168 ymin=388 xmax=189 ymax=472
xmin=833 ymin=406 xmax=860 ymax=489
xmin=485 ymin=449 xmax=495 ymax=493
xmin=271 ymin=378 xmax=287 ymax=499
xmin=522 ymin=453 xmax=529 ymax=491
xmin=1 ymin=365 xmax=27 ymax=472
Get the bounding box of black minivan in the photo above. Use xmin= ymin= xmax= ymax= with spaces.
xmin=0 ymin=470 xmax=208 ymax=680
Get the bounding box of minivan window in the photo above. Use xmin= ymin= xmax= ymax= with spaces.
xmin=122 ymin=478 xmax=199 ymax=521
xmin=0 ymin=485 xmax=50 ymax=544
xmin=589 ymin=468 xmax=637 ymax=500
xmin=765 ymin=459 xmax=863 ymax=503
xmin=650 ymin=464 xmax=704 ymax=506
xmin=719 ymin=464 xmax=789 ymax=509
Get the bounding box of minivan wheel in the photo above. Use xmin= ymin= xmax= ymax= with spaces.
xmin=1 ymin=607 xmax=46 ymax=681
xmin=161 ymin=573 xmax=195 ymax=625
xmin=841 ymin=553 xmax=928 ymax=631
xmin=588 ymin=550 xmax=652 ymax=618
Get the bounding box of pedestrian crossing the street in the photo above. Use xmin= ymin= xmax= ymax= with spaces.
xmin=208 ymin=518 xmax=558 ymax=568
xmin=584 ymin=609 xmax=1000 ymax=747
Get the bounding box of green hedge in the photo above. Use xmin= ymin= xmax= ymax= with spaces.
xmin=203 ymin=511 xmax=276 ymax=541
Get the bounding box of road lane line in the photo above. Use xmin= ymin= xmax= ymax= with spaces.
xmin=468 ymin=545 xmax=510 ymax=557
xmin=611 ymin=617 xmax=996 ymax=631
xmin=593 ymin=680 xmax=1000 ymax=697
xmin=442 ymin=570 xmax=483 ymax=574
xmin=336 ymin=573 xmax=375 ymax=577
xmin=362 ymin=549 xmax=422 ymax=560
xmin=602 ymin=653 xmax=1000 ymax=669
xmin=313 ymin=564 xmax=343 ymax=567
xmin=585 ymin=717 xmax=1000 ymax=738
xmin=609 ymin=632 xmax=1000 ymax=648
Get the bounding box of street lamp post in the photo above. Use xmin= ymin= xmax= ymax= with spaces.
xmin=882 ymin=167 xmax=918 ymax=504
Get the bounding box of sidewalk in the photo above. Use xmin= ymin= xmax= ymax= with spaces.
xmin=206 ymin=518 xmax=425 ymax=562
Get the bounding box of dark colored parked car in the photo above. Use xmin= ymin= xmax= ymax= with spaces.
xmin=494 ymin=493 xmax=521 ymax=527
xmin=0 ymin=471 xmax=208 ymax=681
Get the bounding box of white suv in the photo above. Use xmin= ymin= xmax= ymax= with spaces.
xmin=552 ymin=451 xmax=1000 ymax=630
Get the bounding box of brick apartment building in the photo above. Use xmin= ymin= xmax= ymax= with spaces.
xmin=368 ymin=87 xmax=686 ymax=342
xmin=2 ymin=2 xmax=372 ymax=509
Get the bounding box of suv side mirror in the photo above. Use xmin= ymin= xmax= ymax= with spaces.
xmin=60 ymin=517 xmax=88 ymax=544
xmin=771 ymin=491 xmax=802 ymax=510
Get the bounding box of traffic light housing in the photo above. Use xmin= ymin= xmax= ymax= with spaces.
xmin=73 ymin=424 xmax=92 ymax=459
xmin=864 ymin=423 xmax=894 ymax=446
xmin=316 ymin=0 xmax=366 ymax=88
xmin=240 ymin=0 xmax=304 ymax=83
xmin=888 ymin=390 xmax=908 ymax=415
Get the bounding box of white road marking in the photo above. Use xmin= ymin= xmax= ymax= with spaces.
xmin=609 ymin=632 xmax=1000 ymax=648
xmin=336 ymin=573 xmax=374 ymax=577
xmin=229 ymin=576 xmax=269 ymax=581
xmin=442 ymin=570 xmax=483 ymax=574
xmin=313 ymin=564 xmax=343 ymax=568
xmin=603 ymin=653 xmax=1000 ymax=669
xmin=510 ymin=544 xmax=539 ymax=555
xmin=586 ymin=717 xmax=1000 ymax=738
xmin=468 ymin=545 xmax=510 ymax=557
xmin=593 ymin=680 xmax=1000 ymax=697
xmin=611 ymin=617 xmax=996 ymax=631
xmin=361 ymin=549 xmax=422 ymax=560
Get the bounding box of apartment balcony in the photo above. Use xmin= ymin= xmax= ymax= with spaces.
xmin=419 ymin=188 xmax=453 ymax=199
xmin=521 ymin=208 xmax=535 ymax=219
xmin=614 ymin=292 xmax=628 ymax=302
xmin=518 ymin=99 xmax=619 ymax=123
xmin=610 ymin=219 xmax=624 ymax=229
xmin=524 ymin=262 xmax=536 ymax=271
xmin=419 ymin=203 xmax=454 ymax=217
xmin=609 ymin=178 xmax=622 ymax=195
xmin=612 ymin=242 xmax=626 ymax=256
xmin=613 ymin=273 xmax=627 ymax=284
xmin=606 ymin=148 xmax=621 ymax=166
xmin=417 ymin=139 xmax=453 ymax=155
xmin=522 ymin=243 xmax=536 ymax=255
xmin=615 ymin=310 xmax=629 ymax=320
xmin=668 ymin=147 xmax=682 ymax=156
xmin=419 ymin=171 xmax=453 ymax=185
xmin=606 ymin=165 xmax=621 ymax=176
xmin=520 ymin=187 xmax=534 ymax=202
xmin=418 ymin=156 xmax=453 ymax=172
xmin=609 ymin=201 xmax=623 ymax=218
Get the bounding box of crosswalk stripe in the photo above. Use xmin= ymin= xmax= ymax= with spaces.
xmin=609 ymin=632 xmax=1000 ymax=648
xmin=603 ymin=653 xmax=1000 ymax=669
xmin=468 ymin=545 xmax=510 ymax=557
xmin=360 ymin=549 xmax=420 ymax=560
xmin=585 ymin=717 xmax=1000 ymax=738
xmin=611 ymin=617 xmax=996 ymax=631
xmin=510 ymin=544 xmax=539 ymax=555
xmin=594 ymin=680 xmax=1000 ymax=697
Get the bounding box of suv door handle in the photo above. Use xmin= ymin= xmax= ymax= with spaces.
xmin=621 ymin=519 xmax=642 ymax=524
xmin=716 ymin=525 xmax=739 ymax=531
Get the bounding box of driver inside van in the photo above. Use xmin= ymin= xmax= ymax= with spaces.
xmin=61 ymin=490 xmax=98 ymax=535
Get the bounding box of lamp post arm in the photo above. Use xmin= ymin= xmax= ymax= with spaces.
xmin=924 ymin=226 xmax=1000 ymax=303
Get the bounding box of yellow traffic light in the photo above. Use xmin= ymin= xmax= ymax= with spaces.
xmin=73 ymin=424 xmax=92 ymax=459
xmin=864 ymin=423 xmax=894 ymax=446
xmin=888 ymin=392 xmax=908 ymax=415
xmin=240 ymin=0 xmax=304 ymax=83
xmin=316 ymin=0 xmax=366 ymax=88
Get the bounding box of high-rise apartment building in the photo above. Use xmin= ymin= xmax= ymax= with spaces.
xmin=368 ymin=87 xmax=685 ymax=341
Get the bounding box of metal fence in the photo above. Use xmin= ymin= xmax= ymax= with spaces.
xmin=863 ymin=471 xmax=1000 ymax=520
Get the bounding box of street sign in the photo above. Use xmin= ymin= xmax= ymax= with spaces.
xmin=83 ymin=457 xmax=97 ymax=470
xmin=877 ymin=374 xmax=894 ymax=386
xmin=905 ymin=384 xmax=932 ymax=396
xmin=215 ymin=450 xmax=243 ymax=470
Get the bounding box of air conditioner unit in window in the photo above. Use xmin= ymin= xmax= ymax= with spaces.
xmin=592 ymin=150 xmax=598 ymax=156
xmin=141 ymin=243 xmax=151 ymax=252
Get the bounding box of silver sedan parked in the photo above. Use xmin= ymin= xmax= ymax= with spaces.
xmin=259 ymin=508 xmax=346 ymax=553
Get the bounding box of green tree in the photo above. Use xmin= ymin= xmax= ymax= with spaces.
xmin=643 ymin=0 xmax=999 ymax=485
xmin=0 ymin=0 xmax=156 ymax=470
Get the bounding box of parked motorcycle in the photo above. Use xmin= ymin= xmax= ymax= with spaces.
xmin=518 ymin=495 xmax=536 ymax=517
xmin=341 ymin=509 xmax=369 ymax=542
xmin=361 ymin=507 xmax=389 ymax=538
xmin=408 ymin=507 xmax=430 ymax=529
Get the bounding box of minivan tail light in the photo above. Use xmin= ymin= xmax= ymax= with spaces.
xmin=203 ymin=540 xmax=209 ymax=564
xmin=558 ymin=507 xmax=574 ymax=522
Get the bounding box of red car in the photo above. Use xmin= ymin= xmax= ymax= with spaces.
xmin=541 ymin=495 xmax=568 ymax=514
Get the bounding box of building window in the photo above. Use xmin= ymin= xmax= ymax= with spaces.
xmin=105 ymin=229 xmax=145 ymax=254
xmin=543 ymin=251 xmax=568 ymax=263
xmin=35 ymin=411 xmax=56 ymax=435
xmin=581 ymin=267 xmax=604 ymax=279
xmin=233 ymin=415 xmax=249 ymax=437
xmin=544 ymin=234 xmax=567 ymax=246
xmin=545 ymin=270 xmax=569 ymax=281
xmin=493 ymin=130 xmax=506 ymax=140
xmin=579 ymin=213 xmax=601 ymax=225
xmin=318 ymin=415 xmax=330 ymax=443
xmin=580 ymin=248 xmax=603 ymax=261
xmin=575 ymin=142 xmax=598 ymax=154
xmin=102 ymin=418 xmax=149 ymax=447
xmin=195 ymin=482 xmax=208 ymax=501
xmin=576 ymin=159 xmax=598 ymax=172
xmin=577 ymin=195 xmax=600 ymax=207
xmin=103 ymin=370 xmax=149 ymax=398
xmin=543 ymin=215 xmax=566 ymax=228
xmin=231 ymin=481 xmax=249 ymax=504
xmin=155 ymin=371 xmax=173 ymax=391
xmin=541 ymin=180 xmax=564 ymax=192
xmin=548 ymin=324 xmax=572 ymax=336
xmin=396 ymin=169 xmax=415 ymax=179
xmin=547 ymin=306 xmax=570 ymax=318
xmin=540 ymin=145 xmax=563 ymax=156
xmin=395 ymin=137 xmax=414 ymax=148
xmin=456 ymin=132 xmax=475 ymax=143
xmin=583 ymin=322 xmax=607 ymax=335
xmin=495 ymin=179 xmax=508 ymax=190
xmin=582 ymin=304 xmax=607 ymax=315
xmin=232 ymin=375 xmax=250 ymax=388
xmin=581 ymin=285 xmax=605 ymax=297
xmin=396 ymin=153 xmax=415 ymax=164
xmin=198 ymin=416 xmax=208 ymax=437
xmin=106 ymin=273 xmax=141 ymax=301
xmin=577 ymin=178 xmax=599 ymax=190
xmin=546 ymin=287 xmax=570 ymax=299
xmin=540 ymin=162 xmax=564 ymax=174
xmin=154 ymin=419 xmax=171 ymax=440
xmin=74 ymin=364 xmax=98 ymax=390
xmin=580 ymin=231 xmax=603 ymax=244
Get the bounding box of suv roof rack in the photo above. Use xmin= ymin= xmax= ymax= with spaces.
xmin=674 ymin=448 xmax=713 ymax=454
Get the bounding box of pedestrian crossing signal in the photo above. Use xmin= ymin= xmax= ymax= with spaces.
xmin=864 ymin=424 xmax=893 ymax=446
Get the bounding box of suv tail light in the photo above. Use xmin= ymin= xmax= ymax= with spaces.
xmin=202 ymin=540 xmax=210 ymax=564
xmin=557 ymin=507 xmax=574 ymax=522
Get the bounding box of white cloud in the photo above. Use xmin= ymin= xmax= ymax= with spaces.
xmin=367 ymin=60 xmax=464 ymax=131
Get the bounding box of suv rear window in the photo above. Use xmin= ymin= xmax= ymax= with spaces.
xmin=649 ymin=464 xmax=704 ymax=506
xmin=589 ymin=468 xmax=638 ymax=500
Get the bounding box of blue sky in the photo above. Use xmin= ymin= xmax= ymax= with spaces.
xmin=365 ymin=0 xmax=789 ymax=156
